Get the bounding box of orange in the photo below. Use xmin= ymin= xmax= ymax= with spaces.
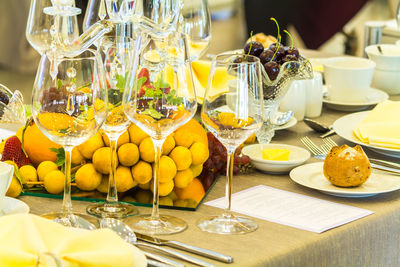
xmin=175 ymin=178 xmax=205 ymax=203
xmin=23 ymin=122 xmax=61 ymax=167
xmin=174 ymin=119 xmax=208 ymax=147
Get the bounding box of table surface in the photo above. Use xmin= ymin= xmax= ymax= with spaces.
xmin=19 ymin=92 xmax=400 ymax=267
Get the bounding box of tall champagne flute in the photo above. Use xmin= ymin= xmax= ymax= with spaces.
xmin=198 ymin=53 xmax=264 ymax=234
xmin=32 ymin=49 xmax=107 ymax=228
xmin=179 ymin=0 xmax=211 ymax=61
xmin=123 ymin=32 xmax=197 ymax=235
xmin=86 ymin=36 xmax=139 ymax=218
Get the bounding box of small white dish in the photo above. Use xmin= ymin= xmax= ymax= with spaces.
xmin=242 ymin=144 xmax=310 ymax=174
xmin=323 ymin=86 xmax=388 ymax=112
xmin=290 ymin=162 xmax=400 ymax=198
xmin=274 ymin=116 xmax=297 ymax=131
xmin=0 ymin=197 xmax=29 ymax=216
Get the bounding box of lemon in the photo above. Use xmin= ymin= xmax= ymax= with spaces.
xmin=71 ymin=147 xmax=85 ymax=165
xmin=151 ymin=179 xmax=174 ymax=197
xmin=138 ymin=181 xmax=150 ymax=190
xmin=19 ymin=165 xmax=38 ymax=187
xmin=77 ymin=131 xmax=104 ymax=159
xmin=162 ymin=134 xmax=175 ymax=155
xmin=174 ymin=130 xmax=193 ymax=148
xmin=190 ymin=164 xmax=203 ymax=177
xmin=128 ymin=123 xmax=148 ymax=145
xmin=92 ymin=147 xmax=118 ymax=174
xmin=131 ymin=161 xmax=152 ymax=184
xmin=118 ymin=143 xmax=139 ymax=167
xmin=174 ymin=168 xmax=194 ymax=188
xmin=6 ymin=177 xmax=22 ymax=198
xmin=139 ymin=137 xmax=155 ymax=163
xmin=159 ymin=196 xmax=173 ymax=206
xmin=169 ymin=146 xmax=192 ymax=170
xmin=75 ymin=163 xmax=102 ymax=191
xmin=103 ymin=130 xmax=130 ymax=148
xmin=96 ymin=175 xmax=109 ymax=193
xmin=44 ymin=170 xmax=64 ymax=194
xmin=158 ymin=156 xmax=177 ymax=183
xmin=116 ymin=166 xmax=137 ymax=192
xmin=189 ymin=142 xmax=209 ymax=165
xmin=37 ymin=161 xmax=58 ymax=181
xmin=135 ymin=189 xmax=152 ymax=203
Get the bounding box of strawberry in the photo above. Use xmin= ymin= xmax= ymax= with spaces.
xmin=1 ymin=136 xmax=31 ymax=168
xmin=137 ymin=68 xmax=150 ymax=81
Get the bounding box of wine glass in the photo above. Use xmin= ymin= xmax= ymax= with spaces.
xmin=198 ymin=53 xmax=264 ymax=234
xmin=179 ymin=0 xmax=211 ymax=61
xmin=123 ymin=31 xmax=197 ymax=235
xmin=26 ymin=0 xmax=80 ymax=55
xmin=86 ymin=36 xmax=139 ymax=218
xmin=134 ymin=0 xmax=181 ymax=36
xmin=32 ymin=49 xmax=107 ymax=228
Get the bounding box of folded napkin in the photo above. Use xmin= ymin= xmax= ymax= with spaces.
xmin=353 ymin=100 xmax=400 ymax=149
xmin=0 ymin=214 xmax=146 ymax=267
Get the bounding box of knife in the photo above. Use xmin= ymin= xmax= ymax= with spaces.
xmin=135 ymin=232 xmax=234 ymax=263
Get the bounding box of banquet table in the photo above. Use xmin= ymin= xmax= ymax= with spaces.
xmin=18 ymin=93 xmax=400 ymax=267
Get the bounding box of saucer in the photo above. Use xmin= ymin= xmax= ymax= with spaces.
xmin=274 ymin=116 xmax=297 ymax=131
xmin=0 ymin=197 xmax=30 ymax=216
xmin=322 ymin=86 xmax=388 ymax=112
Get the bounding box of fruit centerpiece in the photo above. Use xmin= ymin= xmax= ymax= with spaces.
xmin=0 ymin=114 xmax=252 ymax=209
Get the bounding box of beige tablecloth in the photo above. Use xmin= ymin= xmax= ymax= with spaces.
xmin=19 ymin=94 xmax=400 ymax=267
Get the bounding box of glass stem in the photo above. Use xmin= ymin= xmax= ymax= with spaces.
xmin=224 ymin=150 xmax=235 ymax=215
xmin=151 ymin=138 xmax=165 ymax=221
xmin=62 ymin=146 xmax=73 ymax=215
xmin=106 ymin=137 xmax=119 ymax=204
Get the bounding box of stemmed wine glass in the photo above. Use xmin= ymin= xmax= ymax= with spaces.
xmin=123 ymin=32 xmax=197 ymax=235
xmin=198 ymin=53 xmax=264 ymax=234
xmin=32 ymin=49 xmax=107 ymax=228
xmin=179 ymin=0 xmax=211 ymax=61
xmin=26 ymin=0 xmax=80 ymax=55
xmin=86 ymin=36 xmax=139 ymax=218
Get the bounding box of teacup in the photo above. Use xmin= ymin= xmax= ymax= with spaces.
xmin=0 ymin=161 xmax=14 ymax=212
xmin=323 ymin=57 xmax=376 ymax=103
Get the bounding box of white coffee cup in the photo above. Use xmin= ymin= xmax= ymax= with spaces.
xmin=0 ymin=162 xmax=14 ymax=212
xmin=324 ymin=57 xmax=375 ymax=103
xmin=280 ymin=80 xmax=306 ymax=121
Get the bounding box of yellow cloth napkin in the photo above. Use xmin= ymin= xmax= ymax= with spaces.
xmin=353 ymin=100 xmax=400 ymax=149
xmin=0 ymin=214 xmax=146 ymax=267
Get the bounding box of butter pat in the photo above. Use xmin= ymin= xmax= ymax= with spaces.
xmin=262 ymin=148 xmax=290 ymax=161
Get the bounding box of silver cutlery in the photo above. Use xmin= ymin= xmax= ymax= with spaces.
xmin=135 ymin=232 xmax=233 ymax=263
xmin=301 ymin=137 xmax=400 ymax=175
xmin=100 ymin=218 xmax=215 ymax=267
xmin=303 ymin=118 xmax=336 ymax=138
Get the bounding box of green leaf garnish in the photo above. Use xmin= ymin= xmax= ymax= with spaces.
xmin=154 ymin=73 xmax=170 ymax=89
xmin=144 ymin=88 xmax=163 ymax=98
xmin=165 ymin=89 xmax=183 ymax=106
xmin=50 ymin=147 xmax=65 ymax=172
xmin=115 ymin=73 xmax=128 ymax=91
xmin=57 ymin=79 xmax=63 ymax=91
xmin=142 ymin=106 xmax=163 ymax=119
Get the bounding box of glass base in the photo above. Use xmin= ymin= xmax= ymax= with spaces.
xmin=86 ymin=202 xmax=139 ymax=219
xmin=125 ymin=214 xmax=187 ymax=235
xmin=197 ymin=214 xmax=258 ymax=234
xmin=41 ymin=212 xmax=99 ymax=230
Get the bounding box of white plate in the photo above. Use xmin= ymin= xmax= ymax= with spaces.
xmin=323 ymin=86 xmax=389 ymax=112
xmin=290 ymin=162 xmax=400 ymax=198
xmin=274 ymin=116 xmax=297 ymax=131
xmin=242 ymin=144 xmax=310 ymax=174
xmin=1 ymin=197 xmax=29 ymax=215
xmin=333 ymin=111 xmax=400 ymax=158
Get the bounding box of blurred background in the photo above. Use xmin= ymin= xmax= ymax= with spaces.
xmin=0 ymin=0 xmax=399 ymax=103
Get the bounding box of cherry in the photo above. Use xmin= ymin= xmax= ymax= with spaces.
xmin=259 ymin=49 xmax=275 ymax=64
xmin=244 ymin=41 xmax=264 ymax=57
xmin=264 ymin=61 xmax=280 ymax=81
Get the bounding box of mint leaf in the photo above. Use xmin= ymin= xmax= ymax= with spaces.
xmin=154 ymin=73 xmax=170 ymax=89
xmin=115 ymin=73 xmax=127 ymax=90
xmin=57 ymin=79 xmax=63 ymax=91
xmin=144 ymin=88 xmax=163 ymax=98
xmin=135 ymin=77 xmax=147 ymax=92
